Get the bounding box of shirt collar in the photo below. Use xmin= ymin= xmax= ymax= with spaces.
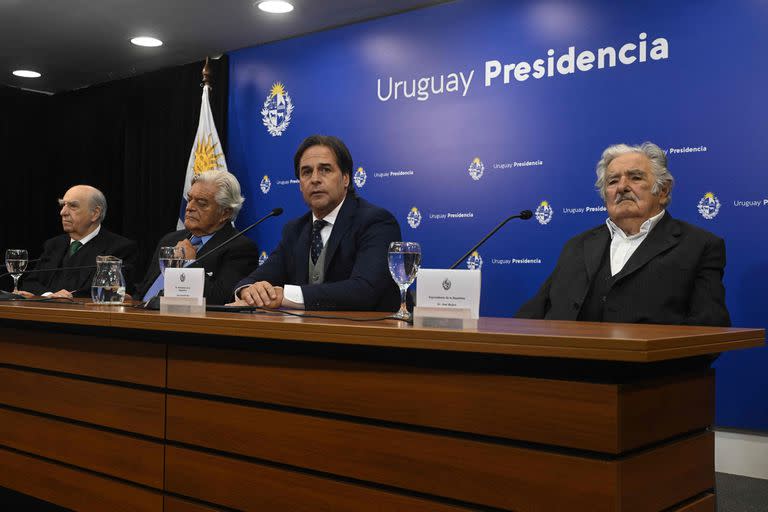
xmin=312 ymin=196 xmax=346 ymax=227
xmin=606 ymin=209 xmax=665 ymax=240
xmin=73 ymin=224 xmax=101 ymax=246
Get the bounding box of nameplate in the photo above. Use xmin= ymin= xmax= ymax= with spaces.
xmin=164 ymin=268 xmax=204 ymax=303
xmin=415 ymin=269 xmax=481 ymax=319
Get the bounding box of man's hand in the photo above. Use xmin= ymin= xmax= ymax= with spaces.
xmin=238 ymin=281 xmax=283 ymax=308
xmin=50 ymin=289 xmax=74 ymax=299
xmin=176 ymin=239 xmax=197 ymax=261
xmin=15 ymin=291 xmax=34 ymax=298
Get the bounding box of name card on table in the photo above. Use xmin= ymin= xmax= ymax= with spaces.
xmin=414 ymin=269 xmax=481 ymax=329
xmin=160 ymin=268 xmax=205 ymax=314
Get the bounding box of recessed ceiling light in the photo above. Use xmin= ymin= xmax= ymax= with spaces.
xmin=258 ymin=1 xmax=294 ymax=14
xmin=131 ymin=36 xmax=163 ymax=47
xmin=12 ymin=70 xmax=41 ymax=78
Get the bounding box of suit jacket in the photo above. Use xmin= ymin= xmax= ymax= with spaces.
xmin=235 ymin=195 xmax=401 ymax=311
xmin=516 ymin=212 xmax=731 ymax=326
xmin=136 ymin=223 xmax=260 ymax=305
xmin=22 ymin=228 xmax=138 ymax=297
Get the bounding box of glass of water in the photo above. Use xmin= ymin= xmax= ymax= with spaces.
xmin=5 ymin=249 xmax=28 ymax=294
xmin=387 ymin=241 xmax=421 ymax=320
xmin=159 ymin=246 xmax=185 ymax=273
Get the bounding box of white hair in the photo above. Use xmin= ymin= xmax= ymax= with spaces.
xmin=191 ymin=170 xmax=245 ymax=220
xmin=594 ymin=142 xmax=674 ymax=206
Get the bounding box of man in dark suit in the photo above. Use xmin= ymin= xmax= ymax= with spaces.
xmin=516 ymin=142 xmax=730 ymax=326
xmin=20 ymin=185 xmax=137 ymax=298
xmin=233 ymin=135 xmax=400 ymax=311
xmin=136 ymin=170 xmax=259 ymax=305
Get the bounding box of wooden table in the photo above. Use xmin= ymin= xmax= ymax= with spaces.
xmin=0 ymin=301 xmax=763 ymax=511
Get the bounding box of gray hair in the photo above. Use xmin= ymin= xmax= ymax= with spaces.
xmin=191 ymin=170 xmax=245 ymax=220
xmin=90 ymin=187 xmax=107 ymax=223
xmin=594 ymin=142 xmax=674 ymax=206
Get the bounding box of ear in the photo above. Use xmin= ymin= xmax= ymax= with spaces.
xmin=343 ymin=172 xmax=350 ymax=189
xmin=658 ymin=184 xmax=670 ymax=205
xmin=90 ymin=206 xmax=102 ymax=222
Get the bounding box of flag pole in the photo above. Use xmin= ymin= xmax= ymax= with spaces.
xmin=202 ymin=57 xmax=211 ymax=88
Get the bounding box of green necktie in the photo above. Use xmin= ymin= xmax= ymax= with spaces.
xmin=69 ymin=241 xmax=83 ymax=256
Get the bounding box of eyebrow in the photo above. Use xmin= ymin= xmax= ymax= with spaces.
xmin=58 ymin=199 xmax=80 ymax=206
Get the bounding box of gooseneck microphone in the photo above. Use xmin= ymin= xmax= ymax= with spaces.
xmin=448 ymin=210 xmax=533 ymax=270
xmin=190 ymin=207 xmax=283 ymax=267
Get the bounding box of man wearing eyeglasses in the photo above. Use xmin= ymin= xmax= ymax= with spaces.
xmin=19 ymin=185 xmax=137 ymax=299
xmin=232 ymin=135 xmax=401 ymax=311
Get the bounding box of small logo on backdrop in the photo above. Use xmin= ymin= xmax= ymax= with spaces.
xmin=442 ymin=278 xmax=452 ymax=290
xmin=466 ymin=251 xmax=483 ymax=270
xmin=261 ymin=82 xmax=294 ymax=137
xmin=193 ymin=134 xmax=224 ymax=175
xmin=354 ymin=167 xmax=367 ymax=188
xmin=697 ymin=192 xmax=720 ymax=220
xmin=258 ymin=251 xmax=269 ymax=266
xmin=535 ymin=200 xmax=554 ymax=225
xmin=260 ymin=175 xmax=271 ymax=194
xmin=407 ymin=207 xmax=422 ymax=229
xmin=180 ymin=273 xmax=186 ymax=282
xmin=468 ymin=157 xmax=484 ymax=181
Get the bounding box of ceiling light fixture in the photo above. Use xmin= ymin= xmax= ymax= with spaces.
xmin=131 ymin=36 xmax=163 ymax=47
xmin=12 ymin=70 xmax=41 ymax=78
xmin=257 ymin=1 xmax=294 ymax=14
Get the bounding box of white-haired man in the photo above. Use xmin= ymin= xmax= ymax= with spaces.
xmin=20 ymin=185 xmax=137 ymax=298
xmin=136 ymin=170 xmax=259 ymax=305
xmin=516 ymin=142 xmax=730 ymax=326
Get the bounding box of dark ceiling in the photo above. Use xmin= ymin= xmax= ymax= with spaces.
xmin=0 ymin=0 xmax=449 ymax=94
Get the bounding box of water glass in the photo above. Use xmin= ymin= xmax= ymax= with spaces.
xmin=5 ymin=249 xmax=28 ymax=294
xmin=387 ymin=241 xmax=421 ymax=320
xmin=159 ymin=246 xmax=186 ymax=273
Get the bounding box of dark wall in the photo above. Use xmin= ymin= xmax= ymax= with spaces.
xmin=0 ymin=57 xmax=228 ymax=286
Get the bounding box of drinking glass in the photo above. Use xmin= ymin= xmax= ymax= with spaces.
xmin=5 ymin=249 xmax=28 ymax=294
xmin=387 ymin=241 xmax=421 ymax=320
xmin=159 ymin=246 xmax=186 ymax=273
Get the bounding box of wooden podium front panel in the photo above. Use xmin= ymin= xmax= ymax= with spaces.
xmin=166 ymin=395 xmax=617 ymax=511
xmin=0 ymin=367 xmax=164 ymax=437
xmin=165 ymin=446 xmax=475 ymax=512
xmin=0 ymin=408 xmax=163 ymax=488
xmin=0 ymin=327 xmax=166 ymax=387
xmin=164 ymin=497 xmax=225 ymax=512
xmin=167 ymin=345 xmax=624 ymax=452
xmin=0 ymin=446 xmax=162 ymax=512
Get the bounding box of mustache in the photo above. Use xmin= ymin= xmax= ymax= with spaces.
xmin=614 ymin=192 xmax=638 ymax=204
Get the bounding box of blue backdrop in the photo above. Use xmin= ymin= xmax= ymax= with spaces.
xmin=227 ymin=0 xmax=768 ymax=430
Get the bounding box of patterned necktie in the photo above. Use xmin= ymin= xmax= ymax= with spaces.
xmin=69 ymin=240 xmax=83 ymax=256
xmin=311 ymin=219 xmax=327 ymax=265
xmin=189 ymin=236 xmax=204 ymax=253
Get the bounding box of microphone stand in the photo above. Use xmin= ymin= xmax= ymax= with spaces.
xmin=449 ymin=210 xmax=533 ymax=269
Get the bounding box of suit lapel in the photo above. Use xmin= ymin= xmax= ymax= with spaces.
xmin=323 ymin=197 xmax=357 ymax=273
xmin=613 ymin=212 xmax=680 ymax=281
xmin=582 ymin=226 xmax=610 ymax=282
xmin=294 ymin=215 xmax=312 ymax=285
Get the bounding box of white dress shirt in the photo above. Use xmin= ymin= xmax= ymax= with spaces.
xmin=605 ymin=210 xmax=665 ymax=276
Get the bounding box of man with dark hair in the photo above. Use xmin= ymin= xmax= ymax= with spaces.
xmin=19 ymin=185 xmax=137 ymax=298
xmin=233 ymin=135 xmax=401 ymax=311
xmin=516 ymin=142 xmax=730 ymax=326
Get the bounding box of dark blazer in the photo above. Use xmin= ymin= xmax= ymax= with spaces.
xmin=235 ymin=195 xmax=401 ymax=311
xmin=136 ymin=223 xmax=260 ymax=305
xmin=516 ymin=212 xmax=731 ymax=326
xmin=22 ymin=228 xmax=138 ymax=297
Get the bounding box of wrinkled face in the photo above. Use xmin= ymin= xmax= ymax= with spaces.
xmin=184 ymin=181 xmax=230 ymax=236
xmin=59 ymin=186 xmax=100 ymax=240
xmin=298 ymin=145 xmax=349 ymax=219
xmin=604 ymin=153 xmax=667 ymax=225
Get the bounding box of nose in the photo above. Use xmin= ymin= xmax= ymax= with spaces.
xmin=617 ymin=175 xmax=631 ymax=190
xmin=60 ymin=205 xmax=68 ymax=216
xmin=310 ymin=169 xmax=322 ymax=183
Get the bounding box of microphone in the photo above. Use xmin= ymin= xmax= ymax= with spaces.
xmin=0 ymin=265 xmax=98 ymax=301
xmin=448 ymin=210 xmax=533 ymax=270
xmin=143 ymin=207 xmax=283 ymax=309
xmin=0 ymin=264 xmax=95 ymax=280
xmin=190 ymin=207 xmax=283 ymax=267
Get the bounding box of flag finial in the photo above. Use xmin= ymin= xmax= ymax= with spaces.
xmin=202 ymin=57 xmax=211 ymax=88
